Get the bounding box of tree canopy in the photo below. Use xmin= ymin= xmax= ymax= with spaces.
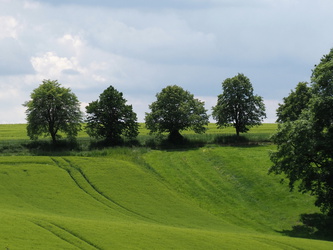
xmin=145 ymin=85 xmax=209 ymax=142
xmin=270 ymin=48 xmax=333 ymax=215
xmin=23 ymin=79 xmax=83 ymax=143
xmin=276 ymin=82 xmax=312 ymax=123
xmin=212 ymin=73 xmax=266 ymax=136
xmin=85 ymin=85 xmax=139 ymax=144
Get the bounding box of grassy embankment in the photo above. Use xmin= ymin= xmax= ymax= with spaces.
xmin=1 ymin=123 xmax=333 ymax=249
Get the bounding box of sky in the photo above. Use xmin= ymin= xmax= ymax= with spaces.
xmin=1 ymin=0 xmax=333 ymax=124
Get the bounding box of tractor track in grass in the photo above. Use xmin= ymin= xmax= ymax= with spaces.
xmin=50 ymin=157 xmax=155 ymax=222
xmin=32 ymin=220 xmax=101 ymax=250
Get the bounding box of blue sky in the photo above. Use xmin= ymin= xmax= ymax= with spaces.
xmin=1 ymin=0 xmax=333 ymax=123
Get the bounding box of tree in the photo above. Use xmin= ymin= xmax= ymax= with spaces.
xmin=270 ymin=48 xmax=333 ymax=215
xmin=85 ymin=85 xmax=139 ymax=144
xmin=212 ymin=73 xmax=266 ymax=136
xmin=24 ymin=79 xmax=83 ymax=143
xmin=145 ymin=85 xmax=209 ymax=142
xmin=276 ymin=82 xmax=312 ymax=123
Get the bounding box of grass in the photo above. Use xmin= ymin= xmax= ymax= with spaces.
xmin=1 ymin=144 xmax=333 ymax=248
xmin=1 ymin=123 xmax=333 ymax=249
xmin=0 ymin=123 xmax=277 ymax=140
xmin=0 ymin=123 xmax=277 ymax=155
xmin=142 ymin=145 xmax=318 ymax=233
xmin=138 ymin=123 xmax=277 ymax=146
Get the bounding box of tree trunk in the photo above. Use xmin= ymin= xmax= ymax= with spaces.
xmin=49 ymin=123 xmax=57 ymax=144
xmin=168 ymin=130 xmax=184 ymax=143
xmin=51 ymin=132 xmax=57 ymax=144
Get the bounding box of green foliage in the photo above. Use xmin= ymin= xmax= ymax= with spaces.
xmin=85 ymin=85 xmax=139 ymax=144
xmin=145 ymin=85 xmax=209 ymax=142
xmin=276 ymin=82 xmax=312 ymax=123
xmin=212 ymin=73 xmax=266 ymax=136
xmin=23 ymin=80 xmax=83 ymax=143
xmin=312 ymin=48 xmax=333 ymax=94
xmin=270 ymin=48 xmax=333 ymax=215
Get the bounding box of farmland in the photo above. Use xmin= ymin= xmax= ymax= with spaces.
xmin=0 ymin=123 xmax=276 ymax=151
xmin=1 ymin=124 xmax=333 ymax=249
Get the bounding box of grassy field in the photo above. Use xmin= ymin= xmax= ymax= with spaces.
xmin=1 ymin=124 xmax=333 ymax=249
xmin=0 ymin=123 xmax=277 ymax=151
xmin=0 ymin=123 xmax=278 ymax=139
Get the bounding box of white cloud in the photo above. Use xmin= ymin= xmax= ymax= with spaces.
xmin=196 ymin=95 xmax=217 ymax=122
xmin=0 ymin=81 xmax=27 ymax=123
xmin=80 ymin=102 xmax=89 ymax=116
xmin=0 ymin=16 xmax=19 ymax=39
xmin=125 ymin=94 xmax=153 ymax=122
xmin=0 ymin=0 xmax=333 ymax=124
xmin=263 ymin=99 xmax=279 ymax=123
xmin=0 ymin=38 xmax=34 ymax=75
xmin=0 ymin=106 xmax=26 ymax=124
xmin=30 ymin=52 xmax=82 ymax=78
xmin=83 ymin=11 xmax=217 ymax=65
xmin=57 ymin=34 xmax=84 ymax=56
xmin=23 ymin=0 xmax=40 ymax=9
xmin=36 ymin=0 xmax=221 ymax=9
xmin=0 ymin=87 xmax=21 ymax=101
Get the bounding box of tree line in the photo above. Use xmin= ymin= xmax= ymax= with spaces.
xmin=24 ymin=73 xmax=266 ymax=144
xmin=23 ymin=47 xmax=333 ymax=217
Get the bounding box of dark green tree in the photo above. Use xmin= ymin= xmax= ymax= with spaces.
xmin=270 ymin=48 xmax=333 ymax=215
xmin=276 ymin=82 xmax=312 ymax=123
xmin=212 ymin=73 xmax=266 ymax=136
xmin=145 ymin=85 xmax=209 ymax=142
xmin=23 ymin=79 xmax=83 ymax=143
xmin=85 ymin=85 xmax=139 ymax=144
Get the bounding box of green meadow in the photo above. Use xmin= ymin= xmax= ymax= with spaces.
xmin=1 ymin=124 xmax=333 ymax=249
xmin=0 ymin=123 xmax=277 ymax=148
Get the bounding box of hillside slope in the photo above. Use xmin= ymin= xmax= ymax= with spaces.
xmin=143 ymin=145 xmax=319 ymax=233
xmin=0 ymin=146 xmax=332 ymax=249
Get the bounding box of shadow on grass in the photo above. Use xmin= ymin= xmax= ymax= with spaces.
xmin=0 ymin=143 xmax=26 ymax=154
xmin=5 ymin=133 xmax=268 ymax=156
xmin=23 ymin=138 xmax=142 ymax=155
xmin=214 ymin=135 xmax=250 ymax=145
xmin=213 ymin=135 xmax=265 ymax=147
xmin=23 ymin=140 xmax=82 ymax=156
xmin=279 ymin=213 xmax=333 ymax=241
xmin=88 ymin=138 xmax=141 ymax=150
xmin=143 ymin=134 xmax=266 ymax=151
xmin=144 ymin=135 xmax=206 ymax=151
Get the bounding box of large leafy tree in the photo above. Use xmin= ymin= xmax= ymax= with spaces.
xmin=24 ymin=79 xmax=83 ymax=143
xmin=145 ymin=85 xmax=209 ymax=141
xmin=212 ymin=73 xmax=266 ymax=136
xmin=270 ymin=48 xmax=333 ymax=215
xmin=276 ymin=81 xmax=312 ymax=123
xmin=85 ymin=85 xmax=139 ymax=144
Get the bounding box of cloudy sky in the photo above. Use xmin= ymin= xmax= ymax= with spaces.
xmin=1 ymin=0 xmax=333 ymax=123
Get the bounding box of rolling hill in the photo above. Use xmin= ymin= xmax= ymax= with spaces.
xmin=1 ymin=145 xmax=333 ymax=249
